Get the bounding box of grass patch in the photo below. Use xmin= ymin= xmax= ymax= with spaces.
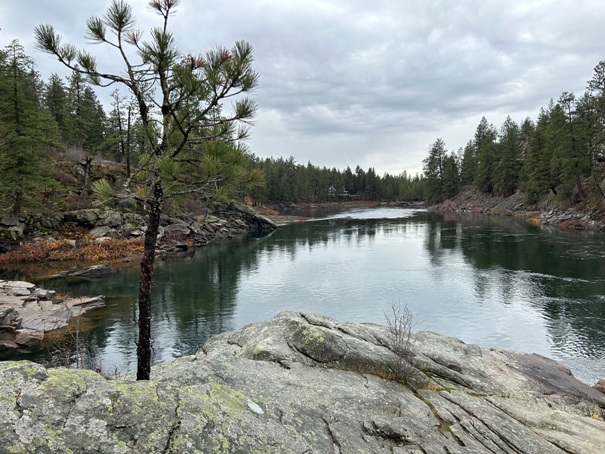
xmin=0 ymin=237 xmax=144 ymax=264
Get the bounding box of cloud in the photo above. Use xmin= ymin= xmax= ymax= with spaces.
xmin=2 ymin=0 xmax=604 ymax=175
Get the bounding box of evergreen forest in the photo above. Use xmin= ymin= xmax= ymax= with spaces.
xmin=422 ymin=61 xmax=605 ymax=207
xmin=0 ymin=39 xmax=424 ymax=216
xmin=3 ymin=36 xmax=605 ymax=214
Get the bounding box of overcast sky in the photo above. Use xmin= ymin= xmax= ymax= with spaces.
xmin=2 ymin=1 xmax=605 ymax=175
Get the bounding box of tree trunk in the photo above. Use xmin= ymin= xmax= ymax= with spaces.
xmin=136 ymin=180 xmax=163 ymax=380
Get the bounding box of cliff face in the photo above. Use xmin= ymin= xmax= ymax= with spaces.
xmin=1 ymin=312 xmax=604 ymax=453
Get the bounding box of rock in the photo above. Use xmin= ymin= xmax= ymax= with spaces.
xmin=0 ymin=312 xmax=603 ymax=453
xmin=31 ymin=289 xmax=56 ymax=301
xmin=89 ymin=226 xmax=114 ymax=238
xmin=97 ymin=210 xmax=124 ymax=228
xmin=1 ymin=281 xmax=35 ymax=297
xmin=67 ymin=296 xmax=106 ymax=311
xmin=163 ymin=222 xmax=191 ymax=238
xmin=50 ymin=264 xmax=114 ymax=279
xmin=594 ymin=379 xmax=605 ymax=395
xmin=0 ymin=307 xmax=21 ymax=328
xmin=1 ymin=281 xmax=105 ymax=355
xmin=63 ymin=209 xmax=100 ymax=227
xmin=14 ymin=329 xmax=44 ymax=347
xmin=0 ymin=213 xmax=20 ymax=227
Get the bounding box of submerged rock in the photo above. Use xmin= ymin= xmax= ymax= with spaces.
xmin=0 ymin=311 xmax=603 ymax=452
xmin=49 ymin=264 xmax=114 ymax=279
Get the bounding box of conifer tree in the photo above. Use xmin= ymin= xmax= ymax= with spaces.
xmin=36 ymin=0 xmax=259 ymax=380
xmin=423 ymin=138 xmax=447 ymax=204
xmin=494 ymin=116 xmax=522 ymax=197
xmin=0 ymin=40 xmax=61 ymax=213
xmin=473 ymin=117 xmax=497 ymax=194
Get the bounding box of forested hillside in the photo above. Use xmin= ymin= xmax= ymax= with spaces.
xmin=422 ymin=61 xmax=605 ymax=208
xmin=11 ymin=35 xmax=604 ymax=213
xmin=0 ymin=39 xmax=424 ymax=217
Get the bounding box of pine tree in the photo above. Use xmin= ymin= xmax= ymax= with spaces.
xmin=558 ymin=92 xmax=590 ymax=200
xmin=524 ymin=107 xmax=555 ymax=202
xmin=36 ymin=0 xmax=259 ymax=380
xmin=44 ymin=73 xmax=69 ymax=141
xmin=473 ymin=117 xmax=497 ymax=194
xmin=0 ymin=40 xmax=61 ymax=213
xmin=442 ymin=152 xmax=461 ymax=200
xmin=460 ymin=140 xmax=476 ymax=186
xmin=64 ymin=71 xmax=107 ymax=153
xmin=423 ymin=138 xmax=447 ymax=204
xmin=494 ymin=116 xmax=522 ymax=197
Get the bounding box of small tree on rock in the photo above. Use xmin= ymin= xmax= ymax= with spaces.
xmin=35 ymin=0 xmax=259 ymax=380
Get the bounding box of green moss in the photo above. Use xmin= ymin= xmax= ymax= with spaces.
xmin=302 ymin=327 xmax=325 ymax=343
xmin=47 ymin=368 xmax=97 ymax=389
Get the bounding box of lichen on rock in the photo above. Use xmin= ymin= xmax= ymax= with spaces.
xmin=0 ymin=311 xmax=604 ymax=452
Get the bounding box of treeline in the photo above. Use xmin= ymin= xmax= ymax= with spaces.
xmin=0 ymin=39 xmax=424 ymax=214
xmin=248 ymin=157 xmax=424 ymax=204
xmin=423 ymin=62 xmax=605 ymax=206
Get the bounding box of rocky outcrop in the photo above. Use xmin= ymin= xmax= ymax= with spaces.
xmin=433 ymin=187 xmax=605 ymax=231
xmin=0 ymin=281 xmax=105 ymax=355
xmin=1 ymin=312 xmax=603 ymax=453
xmin=0 ymin=202 xmax=276 ymax=253
xmin=539 ymin=208 xmax=605 ymax=230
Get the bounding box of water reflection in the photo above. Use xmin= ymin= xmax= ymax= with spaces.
xmin=423 ymin=211 xmax=605 ymax=378
xmin=3 ymin=208 xmax=604 ymax=384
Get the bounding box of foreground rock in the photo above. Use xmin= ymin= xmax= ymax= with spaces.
xmin=1 ymin=312 xmax=603 ymax=453
xmin=0 ymin=280 xmax=105 ymax=355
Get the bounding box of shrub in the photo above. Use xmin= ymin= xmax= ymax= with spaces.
xmin=384 ymin=302 xmax=415 ymax=383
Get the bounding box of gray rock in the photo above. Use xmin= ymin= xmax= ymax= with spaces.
xmin=0 ymin=214 xmax=20 ymax=226
xmin=163 ymin=222 xmax=191 ymax=238
xmin=0 ymin=307 xmax=21 ymax=328
xmin=0 ymin=312 xmax=603 ymax=453
xmin=89 ymin=226 xmax=114 ymax=238
xmin=97 ymin=210 xmax=124 ymax=228
xmin=8 ymin=224 xmax=25 ymax=240
xmin=63 ymin=209 xmax=100 ymax=227
xmin=593 ymin=379 xmax=605 ymax=395
xmin=2 ymin=281 xmax=35 ymax=297
xmin=50 ymin=264 xmax=114 ymax=279
xmin=14 ymin=329 xmax=44 ymax=347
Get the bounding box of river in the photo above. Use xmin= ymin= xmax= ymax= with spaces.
xmin=7 ymin=207 xmax=605 ymax=384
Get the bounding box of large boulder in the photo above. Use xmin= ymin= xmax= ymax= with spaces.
xmin=0 ymin=312 xmax=603 ymax=453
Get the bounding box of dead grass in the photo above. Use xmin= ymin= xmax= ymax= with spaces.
xmin=0 ymin=237 xmax=144 ymax=265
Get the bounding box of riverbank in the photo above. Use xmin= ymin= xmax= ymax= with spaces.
xmin=1 ymin=311 xmax=603 ymax=452
xmin=0 ymin=201 xmax=276 ymax=273
xmin=433 ymin=187 xmax=605 ymax=231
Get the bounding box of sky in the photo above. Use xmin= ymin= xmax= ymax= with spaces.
xmin=2 ymin=0 xmax=605 ymax=176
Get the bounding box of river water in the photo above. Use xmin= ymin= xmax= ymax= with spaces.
xmin=9 ymin=207 xmax=605 ymax=384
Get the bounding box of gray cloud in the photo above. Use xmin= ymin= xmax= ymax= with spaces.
xmin=2 ymin=0 xmax=604 ymax=175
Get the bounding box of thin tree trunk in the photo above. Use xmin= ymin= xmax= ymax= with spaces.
xmin=126 ymin=105 xmax=132 ymax=177
xmin=136 ymin=180 xmax=163 ymax=380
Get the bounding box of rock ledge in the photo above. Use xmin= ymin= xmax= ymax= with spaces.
xmin=1 ymin=311 xmax=604 ymax=453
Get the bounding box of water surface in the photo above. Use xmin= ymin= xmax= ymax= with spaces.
xmin=7 ymin=208 xmax=605 ymax=384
